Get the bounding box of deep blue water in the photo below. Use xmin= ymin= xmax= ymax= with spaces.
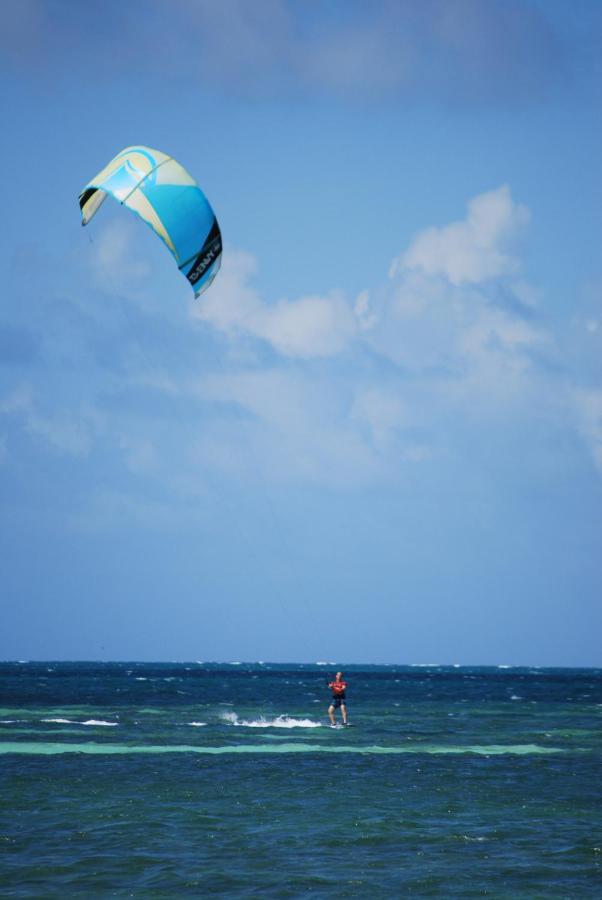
xmin=1 ymin=662 xmax=601 ymax=897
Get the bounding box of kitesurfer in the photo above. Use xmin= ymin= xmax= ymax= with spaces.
xmin=328 ymin=672 xmax=348 ymax=726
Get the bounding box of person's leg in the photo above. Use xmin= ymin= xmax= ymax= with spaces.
xmin=328 ymin=703 xmax=336 ymax=725
xmin=341 ymin=702 xmax=348 ymax=725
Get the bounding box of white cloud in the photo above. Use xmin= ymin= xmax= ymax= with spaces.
xmin=376 ymin=187 xmax=543 ymax=378
xmin=259 ymin=292 xmax=356 ymax=357
xmin=181 ymin=185 xmax=559 ymax=485
xmin=391 ymin=186 xmax=530 ymax=285
xmin=194 ymin=248 xmax=363 ymax=358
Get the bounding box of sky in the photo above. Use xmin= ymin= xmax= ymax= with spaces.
xmin=1 ymin=0 xmax=601 ymax=665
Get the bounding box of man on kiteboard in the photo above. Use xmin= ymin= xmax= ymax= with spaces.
xmin=328 ymin=672 xmax=348 ymax=726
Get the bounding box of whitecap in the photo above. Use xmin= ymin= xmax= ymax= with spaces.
xmin=41 ymin=717 xmax=117 ymax=727
xmin=221 ymin=712 xmax=321 ymax=729
xmin=188 ymin=722 xmax=207 ymax=727
xmin=82 ymin=720 xmax=118 ymax=727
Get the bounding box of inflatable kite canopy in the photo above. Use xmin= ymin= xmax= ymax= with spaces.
xmin=79 ymin=146 xmax=222 ymax=296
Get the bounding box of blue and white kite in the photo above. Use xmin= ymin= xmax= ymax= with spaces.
xmin=79 ymin=146 xmax=222 ymax=296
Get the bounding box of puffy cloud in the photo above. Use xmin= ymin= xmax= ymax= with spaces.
xmin=390 ymin=186 xmax=530 ymax=285
xmin=258 ymin=292 xmax=356 ymax=358
xmin=181 ymin=185 xmax=565 ymax=486
xmin=194 ymin=248 xmax=364 ymax=358
xmin=377 ymin=187 xmax=544 ymax=380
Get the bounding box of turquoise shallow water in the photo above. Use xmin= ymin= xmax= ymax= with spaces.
xmin=1 ymin=662 xmax=601 ymax=897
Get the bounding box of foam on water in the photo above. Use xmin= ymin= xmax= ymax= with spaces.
xmin=221 ymin=712 xmax=322 ymax=728
xmin=41 ymin=718 xmax=118 ymax=726
xmin=81 ymin=719 xmax=118 ymax=727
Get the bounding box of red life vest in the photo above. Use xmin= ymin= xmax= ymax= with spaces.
xmin=329 ymin=680 xmax=347 ymax=696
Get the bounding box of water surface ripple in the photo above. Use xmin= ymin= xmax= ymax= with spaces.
xmin=1 ymin=662 xmax=600 ymax=897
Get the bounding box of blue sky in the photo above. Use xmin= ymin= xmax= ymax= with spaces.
xmin=1 ymin=1 xmax=601 ymax=665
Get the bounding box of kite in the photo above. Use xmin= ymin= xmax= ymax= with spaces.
xmin=79 ymin=145 xmax=222 ymax=296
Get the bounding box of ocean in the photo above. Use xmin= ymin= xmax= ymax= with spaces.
xmin=1 ymin=662 xmax=600 ymax=897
